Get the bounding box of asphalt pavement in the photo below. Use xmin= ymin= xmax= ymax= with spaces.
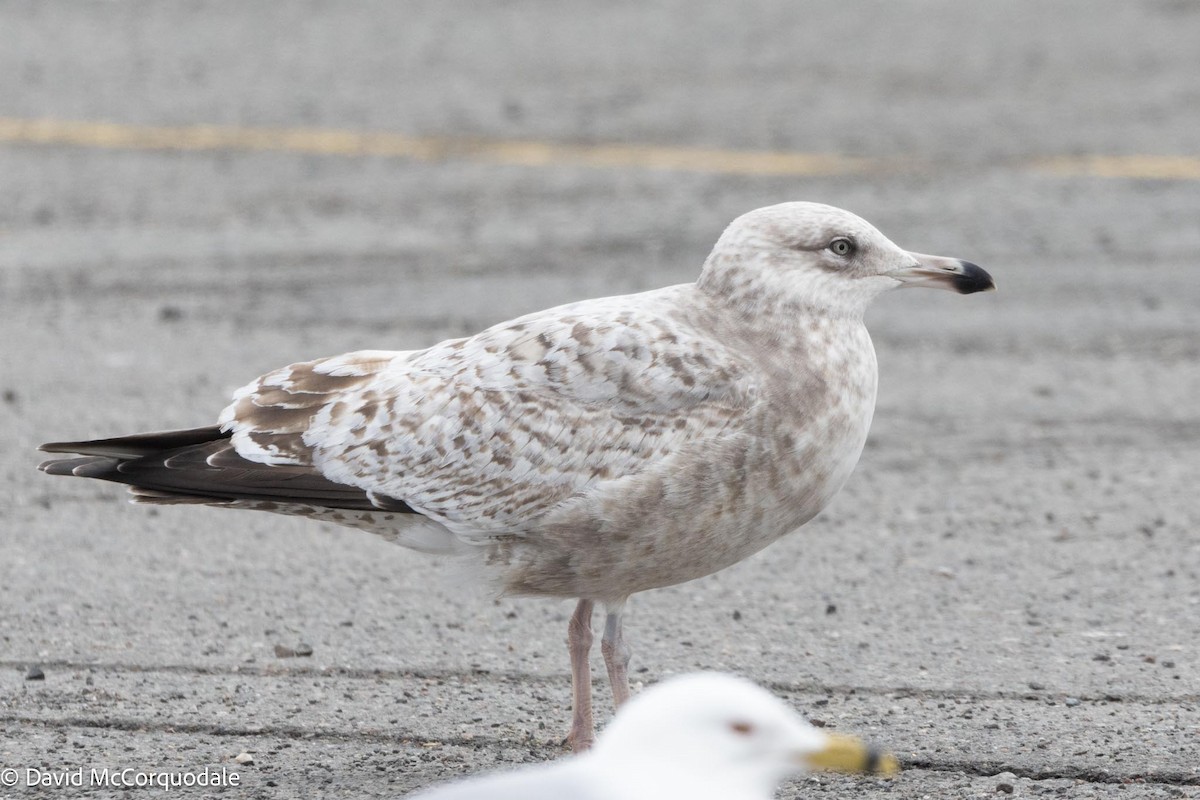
xmin=1 ymin=2 xmax=1198 ymax=798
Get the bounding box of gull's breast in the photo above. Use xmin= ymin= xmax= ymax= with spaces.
xmin=497 ymin=318 xmax=879 ymax=601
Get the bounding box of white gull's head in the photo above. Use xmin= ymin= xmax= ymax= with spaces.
xmin=404 ymin=673 xmax=895 ymax=800
xmin=698 ymin=202 xmax=994 ymax=319
xmin=591 ymin=672 xmax=897 ymax=799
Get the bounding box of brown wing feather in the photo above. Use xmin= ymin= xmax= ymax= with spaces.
xmin=38 ymin=427 xmax=416 ymax=513
xmin=40 ymin=426 xmax=229 ymax=459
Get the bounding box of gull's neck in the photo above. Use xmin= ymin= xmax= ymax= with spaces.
xmin=588 ymin=754 xmax=780 ymax=800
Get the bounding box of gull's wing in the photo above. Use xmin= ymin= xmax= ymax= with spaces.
xmin=39 ymin=426 xmax=402 ymax=511
xmin=221 ymin=290 xmax=760 ymax=540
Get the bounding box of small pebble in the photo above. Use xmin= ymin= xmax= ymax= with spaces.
xmin=1065 ymin=696 xmax=1081 ymax=707
xmin=1028 ymin=681 xmax=1045 ymax=690
xmin=732 ymin=609 xmax=742 ymax=621
xmin=25 ymin=666 xmax=45 ymax=681
xmin=234 ymin=752 xmax=254 ymax=766
xmin=275 ymin=642 xmax=313 ymax=658
xmin=997 ymin=782 xmax=1015 ymax=794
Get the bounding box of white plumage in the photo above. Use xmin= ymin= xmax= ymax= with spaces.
xmin=406 ymin=673 xmax=897 ymax=800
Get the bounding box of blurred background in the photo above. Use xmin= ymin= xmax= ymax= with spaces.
xmin=1 ymin=2 xmax=1197 ymax=797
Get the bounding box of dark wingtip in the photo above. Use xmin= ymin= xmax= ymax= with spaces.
xmin=37 ymin=427 xmax=228 ymax=458
xmin=952 ymin=261 xmax=996 ymax=294
xmin=39 ymin=456 xmax=122 ymax=477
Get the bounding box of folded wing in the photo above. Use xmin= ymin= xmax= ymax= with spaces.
xmin=222 ymin=293 xmax=759 ymax=539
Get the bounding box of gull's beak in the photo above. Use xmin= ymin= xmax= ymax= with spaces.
xmin=799 ymin=732 xmax=900 ymax=776
xmin=889 ymin=252 xmax=995 ymax=294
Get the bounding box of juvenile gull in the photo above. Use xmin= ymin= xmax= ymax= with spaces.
xmin=406 ymin=672 xmax=898 ymax=800
xmin=39 ymin=201 xmax=994 ymax=749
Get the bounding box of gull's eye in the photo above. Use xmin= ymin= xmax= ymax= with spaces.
xmin=729 ymin=721 xmax=755 ymax=736
xmin=828 ymin=238 xmax=856 ymax=257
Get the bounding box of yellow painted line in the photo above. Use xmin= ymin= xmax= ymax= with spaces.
xmin=1030 ymin=154 xmax=1200 ymax=181
xmin=1 ymin=116 xmax=1198 ymax=181
xmin=0 ymin=116 xmax=879 ymax=177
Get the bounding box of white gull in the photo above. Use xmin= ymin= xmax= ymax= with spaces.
xmin=406 ymin=672 xmax=897 ymax=800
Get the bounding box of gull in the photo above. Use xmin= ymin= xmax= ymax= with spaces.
xmin=406 ymin=672 xmax=898 ymax=800
xmin=39 ymin=201 xmax=994 ymax=750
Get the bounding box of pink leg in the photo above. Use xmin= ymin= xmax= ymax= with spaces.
xmin=601 ymin=601 xmax=632 ymax=708
xmin=565 ymin=598 xmax=595 ymax=751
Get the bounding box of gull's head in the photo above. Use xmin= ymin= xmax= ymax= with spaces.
xmin=590 ymin=673 xmax=897 ymax=798
xmin=698 ymin=202 xmax=994 ymax=319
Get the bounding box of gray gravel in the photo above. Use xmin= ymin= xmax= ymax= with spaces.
xmin=2 ymin=1 xmax=1198 ymax=798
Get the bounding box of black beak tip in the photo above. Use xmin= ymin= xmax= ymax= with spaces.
xmin=952 ymin=261 xmax=995 ymax=294
xmin=865 ymin=746 xmax=883 ymax=773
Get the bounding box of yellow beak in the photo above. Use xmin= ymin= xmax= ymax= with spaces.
xmin=801 ymin=733 xmax=900 ymax=776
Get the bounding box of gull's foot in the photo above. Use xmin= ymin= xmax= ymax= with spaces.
xmin=563 ymin=728 xmax=594 ymax=752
